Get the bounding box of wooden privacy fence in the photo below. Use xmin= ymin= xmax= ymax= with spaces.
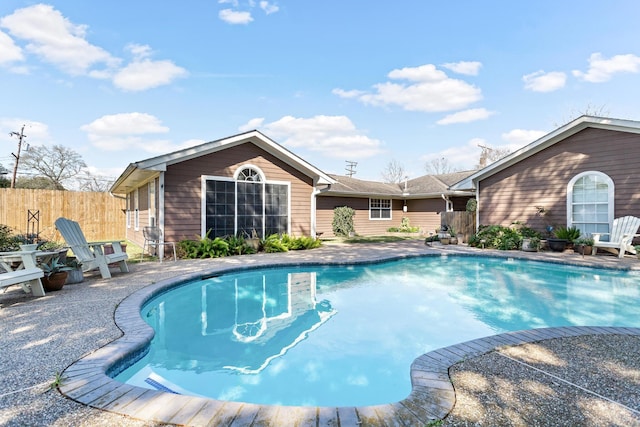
xmin=441 ymin=211 xmax=476 ymax=243
xmin=0 ymin=188 xmax=126 ymax=243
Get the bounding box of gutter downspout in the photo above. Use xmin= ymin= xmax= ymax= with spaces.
xmin=311 ymin=182 xmax=332 ymax=237
xmin=441 ymin=194 xmax=453 ymax=212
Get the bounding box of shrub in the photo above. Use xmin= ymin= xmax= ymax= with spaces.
xmin=263 ymin=234 xmax=289 ymax=253
xmin=388 ymin=217 xmax=419 ymax=233
xmin=466 ymin=198 xmax=477 ymax=212
xmin=0 ymin=224 xmax=20 ymax=251
xmin=468 ymin=224 xmax=542 ymax=250
xmin=554 ymin=226 xmax=581 ymax=241
xmin=332 ymin=206 xmax=355 ymax=237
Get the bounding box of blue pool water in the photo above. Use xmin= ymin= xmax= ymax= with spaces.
xmin=115 ymin=256 xmax=640 ymax=407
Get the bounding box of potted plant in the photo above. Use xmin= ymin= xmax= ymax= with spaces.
xmin=548 ymin=226 xmax=581 ymax=252
xmin=41 ymin=256 xmax=72 ymax=291
xmin=64 ymin=257 xmax=84 ymax=284
xmin=438 ymin=226 xmax=451 ymax=245
xmin=521 ymin=236 xmax=540 ymax=252
xmin=448 ymin=226 xmax=458 ymax=244
xmin=573 ymin=237 xmax=594 ymax=256
xmin=635 ymin=245 xmax=640 ymax=260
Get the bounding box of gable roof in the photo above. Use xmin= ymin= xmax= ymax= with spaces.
xmin=451 ymin=115 xmax=640 ymax=191
xmin=110 ymin=130 xmax=335 ymax=194
xmin=324 ymin=170 xmax=476 ymax=199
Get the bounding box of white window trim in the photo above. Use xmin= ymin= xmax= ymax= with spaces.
xmin=200 ymin=173 xmax=291 ymax=238
xmin=126 ymin=194 xmax=131 ymax=229
xmin=566 ymin=170 xmax=614 ymax=232
xmin=369 ymin=198 xmax=392 ymax=221
xmin=134 ymin=188 xmax=140 ymax=231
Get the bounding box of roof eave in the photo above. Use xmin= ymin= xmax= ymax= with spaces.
xmin=450 ymin=115 xmax=640 ymax=190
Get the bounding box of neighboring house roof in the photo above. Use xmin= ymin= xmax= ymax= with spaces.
xmin=324 ymin=174 xmax=404 ymax=197
xmin=323 ymin=170 xmax=476 ymax=199
xmin=110 ymin=130 xmax=336 ymax=194
xmin=451 ymin=115 xmax=640 ymax=191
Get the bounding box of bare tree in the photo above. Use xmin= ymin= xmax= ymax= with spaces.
xmin=20 ymin=145 xmax=87 ymax=190
xmin=76 ymin=171 xmax=114 ymax=192
xmin=554 ymin=103 xmax=611 ymax=127
xmin=381 ymin=159 xmax=406 ymax=183
xmin=425 ymin=157 xmax=456 ymax=175
xmin=477 ymin=145 xmax=511 ymax=168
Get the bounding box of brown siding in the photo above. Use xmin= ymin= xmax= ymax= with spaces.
xmin=316 ymin=196 xmax=447 ymax=237
xmin=479 ymin=128 xmax=640 ymax=233
xmin=163 ymin=142 xmax=315 ymax=242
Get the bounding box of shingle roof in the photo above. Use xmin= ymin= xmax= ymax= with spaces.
xmin=324 ymin=170 xmax=477 ymax=198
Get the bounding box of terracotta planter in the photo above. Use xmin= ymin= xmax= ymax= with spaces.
xmin=42 ymin=272 xmax=68 ymax=291
xmin=574 ymin=245 xmax=593 ymax=256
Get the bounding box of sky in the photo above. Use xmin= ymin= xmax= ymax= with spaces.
xmin=1 ymin=1 xmax=640 ymax=186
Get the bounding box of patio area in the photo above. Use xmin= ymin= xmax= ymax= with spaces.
xmin=1 ymin=241 xmax=639 ymax=426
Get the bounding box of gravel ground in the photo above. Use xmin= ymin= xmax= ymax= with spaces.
xmin=1 ymin=242 xmax=639 ymax=426
xmin=444 ymin=334 xmax=640 ymax=426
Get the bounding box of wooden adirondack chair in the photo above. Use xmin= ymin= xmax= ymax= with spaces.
xmin=592 ymin=216 xmax=640 ymax=258
xmin=54 ymin=217 xmax=129 ymax=279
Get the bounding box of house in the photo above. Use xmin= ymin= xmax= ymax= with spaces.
xmin=110 ymin=130 xmax=475 ymax=248
xmin=451 ymin=115 xmax=640 ymax=238
xmin=315 ymin=172 xmax=475 ymax=237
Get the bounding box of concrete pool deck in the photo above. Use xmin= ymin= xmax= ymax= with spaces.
xmin=0 ymin=241 xmax=639 ymax=426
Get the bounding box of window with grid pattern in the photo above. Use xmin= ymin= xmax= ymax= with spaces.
xmin=369 ymin=198 xmax=392 ymax=220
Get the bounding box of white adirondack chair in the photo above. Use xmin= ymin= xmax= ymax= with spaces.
xmin=592 ymin=216 xmax=640 ymax=258
xmin=54 ymin=217 xmax=129 ymax=279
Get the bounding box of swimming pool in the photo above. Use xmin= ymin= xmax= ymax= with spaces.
xmin=113 ymin=255 xmax=640 ymax=407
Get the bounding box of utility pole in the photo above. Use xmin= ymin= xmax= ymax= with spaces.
xmin=9 ymin=124 xmax=26 ymax=189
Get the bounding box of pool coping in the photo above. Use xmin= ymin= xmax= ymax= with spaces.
xmin=58 ymin=251 xmax=640 ymax=426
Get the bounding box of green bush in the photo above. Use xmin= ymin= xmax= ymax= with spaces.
xmin=332 ymin=206 xmax=355 ymax=237
xmin=388 ymin=217 xmax=419 ymax=233
xmin=179 ymin=232 xmax=320 ymax=258
xmin=468 ymin=224 xmax=542 ymax=250
xmin=263 ymin=234 xmax=289 ymax=253
xmin=0 ymin=224 xmax=20 ymax=251
xmin=553 ymin=226 xmax=581 ymax=241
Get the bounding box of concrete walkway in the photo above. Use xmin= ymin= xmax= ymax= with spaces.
xmin=1 ymin=241 xmax=639 ymax=426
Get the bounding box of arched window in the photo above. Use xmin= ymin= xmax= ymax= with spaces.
xmin=567 ymin=171 xmax=614 ymax=237
xmin=236 ymin=166 xmax=263 ymax=182
xmin=204 ymin=165 xmax=289 ymax=239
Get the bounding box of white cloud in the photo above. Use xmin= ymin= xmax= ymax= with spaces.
xmin=241 ymin=115 xmax=384 ymax=158
xmin=81 ymin=113 xmax=172 ymax=151
xmin=219 ymin=9 xmax=254 ymax=24
xmin=0 ymin=30 xmax=23 ymax=64
xmin=0 ymin=119 xmax=50 ymax=145
xmin=501 ymin=128 xmax=546 ymax=146
xmin=572 ymin=52 xmax=640 ymax=83
xmin=436 ymin=108 xmax=495 ymax=125
xmin=238 ymin=117 xmax=265 ymax=132
xmin=336 ymin=63 xmax=482 ymax=113
xmin=442 ymin=61 xmax=482 ymax=76
xmin=260 ymin=1 xmax=279 ymax=14
xmin=113 ymin=58 xmax=188 ymax=91
xmin=0 ymin=4 xmax=119 ymax=76
xmin=523 ymin=70 xmax=566 ymax=92
xmin=0 ymin=6 xmax=186 ymax=91
xmin=332 ymin=88 xmax=366 ymax=99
